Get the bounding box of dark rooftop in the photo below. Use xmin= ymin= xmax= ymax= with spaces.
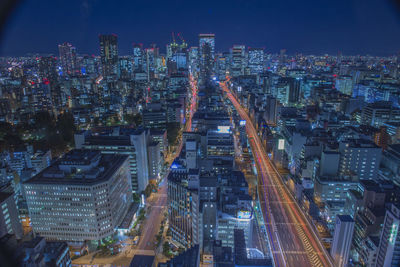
xmin=130 ymin=255 xmax=155 ymax=267
xmin=337 ymin=214 xmax=354 ymax=223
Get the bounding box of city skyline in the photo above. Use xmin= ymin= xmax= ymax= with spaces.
xmin=1 ymin=2 xmax=400 ymax=266
xmin=1 ymin=0 xmax=400 ymax=56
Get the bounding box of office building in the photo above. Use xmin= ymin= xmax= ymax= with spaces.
xmin=264 ymin=95 xmax=277 ymax=125
xmin=58 ymin=42 xmax=77 ymax=75
xmin=339 ymin=139 xmax=382 ymax=180
xmin=147 ymin=141 xmax=161 ymax=180
xmin=17 ymin=236 xmax=71 ymax=267
xmin=330 ymin=215 xmax=355 ymax=267
xmin=99 ymin=34 xmax=118 ymax=77
xmin=133 ymin=43 xmax=144 ymax=71
xmin=248 ymin=48 xmax=264 ymax=74
xmin=199 ymin=33 xmax=215 ymax=80
xmin=206 ymin=130 xmax=234 ymax=158
xmin=23 ymin=150 xmax=132 ymax=242
xmin=361 ymin=101 xmax=400 ymax=128
xmin=76 ymin=129 xmax=149 ymax=193
xmin=380 ymin=144 xmax=400 ymax=186
xmin=167 ymin=169 xmax=199 ymax=248
xmin=0 ymin=192 xmax=23 ymax=239
xmin=376 ymin=203 xmax=400 ymax=267
xmin=142 ymin=103 xmax=167 ymax=130
xmin=230 ymin=45 xmax=246 ymax=77
xmin=31 ymin=150 xmax=52 ymax=175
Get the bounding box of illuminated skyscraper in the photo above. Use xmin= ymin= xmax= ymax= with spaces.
xmin=99 ymin=34 xmax=118 ymax=77
xmin=199 ymin=33 xmax=215 ymax=80
xmin=189 ymin=46 xmax=199 ymax=72
xmin=230 ymin=45 xmax=246 ymax=77
xmin=145 ymin=45 xmax=159 ymax=81
xmin=58 ymin=42 xmax=77 ymax=75
xmin=133 ymin=43 xmax=144 ymax=71
xmin=248 ymin=47 xmax=264 ymax=74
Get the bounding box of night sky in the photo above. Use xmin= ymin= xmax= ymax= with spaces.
xmin=1 ymin=0 xmax=400 ymax=56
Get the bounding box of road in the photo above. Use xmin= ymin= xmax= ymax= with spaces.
xmin=138 ymin=71 xmax=198 ymax=247
xmin=220 ymin=80 xmax=333 ymax=267
xmin=136 ymin=179 xmax=168 ymax=251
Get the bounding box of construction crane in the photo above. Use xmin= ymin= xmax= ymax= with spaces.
xmin=177 ymin=32 xmax=187 ymax=49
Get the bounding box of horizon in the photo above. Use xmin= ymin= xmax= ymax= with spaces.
xmin=1 ymin=0 xmax=400 ymax=57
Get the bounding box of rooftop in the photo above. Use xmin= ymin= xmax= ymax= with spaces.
xmin=337 ymin=214 xmax=354 ymax=222
xmin=24 ymin=149 xmax=129 ymax=185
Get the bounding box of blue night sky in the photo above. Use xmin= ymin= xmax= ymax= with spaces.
xmin=1 ymin=0 xmax=400 ymax=56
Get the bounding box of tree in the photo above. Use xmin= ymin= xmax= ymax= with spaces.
xmin=57 ymin=112 xmax=76 ymax=143
xmin=167 ymin=122 xmax=181 ymax=146
xmin=125 ymin=113 xmax=143 ymax=127
xmin=33 ymin=111 xmax=55 ymax=130
xmin=144 ymin=184 xmax=152 ymax=197
xmin=133 ymin=193 xmax=140 ymax=203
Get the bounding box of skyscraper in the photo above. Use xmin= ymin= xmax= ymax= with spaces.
xmin=330 ymin=215 xmax=355 ymax=267
xmin=230 ymin=45 xmax=246 ymax=77
xmin=133 ymin=43 xmax=144 ymax=71
xmin=58 ymin=42 xmax=77 ymax=75
xmin=199 ymin=34 xmax=215 ymax=80
xmin=248 ymin=47 xmax=264 ymax=74
xmin=99 ymin=34 xmax=118 ymax=77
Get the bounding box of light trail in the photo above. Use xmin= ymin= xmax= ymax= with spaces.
xmin=220 ymin=80 xmax=333 ymax=267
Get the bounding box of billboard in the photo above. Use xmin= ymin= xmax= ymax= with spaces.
xmin=237 ymin=210 xmax=252 ymax=220
xmin=217 ymin=126 xmax=231 ymax=134
xmin=278 ymin=139 xmax=285 ymax=150
xmin=239 ymin=120 xmax=246 ymax=126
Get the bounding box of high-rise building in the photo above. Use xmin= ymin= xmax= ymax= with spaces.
xmin=133 ymin=43 xmax=144 ymax=71
xmin=199 ymin=34 xmax=215 ymax=80
xmin=168 ymin=167 xmax=199 ymax=248
xmin=230 ymin=45 xmax=246 ymax=77
xmin=38 ymin=56 xmax=58 ymax=82
xmin=99 ymin=34 xmax=118 ymax=77
xmin=58 ymin=42 xmax=77 ymax=75
xmin=376 ymin=203 xmax=400 ymax=267
xmin=145 ymin=47 xmax=158 ymax=81
xmin=247 ymin=47 xmax=264 ymax=74
xmin=206 ymin=130 xmax=234 ymax=158
xmin=142 ymin=103 xmax=167 ymax=130
xmin=264 ymin=95 xmax=277 ymax=125
xmin=75 ymin=129 xmax=149 ymax=193
xmin=330 ymin=215 xmax=355 ymax=267
xmin=361 ymin=101 xmax=400 ymax=128
xmin=339 ymin=139 xmax=382 ymax=180
xmin=189 ymin=46 xmax=199 ymax=73
xmin=23 ymin=150 xmax=132 ymax=242
xmin=119 ymin=56 xmax=133 ymax=79
xmin=0 ymin=192 xmax=23 ymax=239
xmin=147 ymin=141 xmax=161 ymax=180
xmin=335 ymin=75 xmax=353 ymax=95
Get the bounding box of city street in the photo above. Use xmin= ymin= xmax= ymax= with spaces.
xmin=71 ymin=74 xmax=198 ymax=266
xmin=220 ymin=80 xmax=334 ymax=267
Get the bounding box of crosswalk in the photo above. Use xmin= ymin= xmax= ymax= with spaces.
xmin=294 ymin=224 xmax=324 ymax=267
